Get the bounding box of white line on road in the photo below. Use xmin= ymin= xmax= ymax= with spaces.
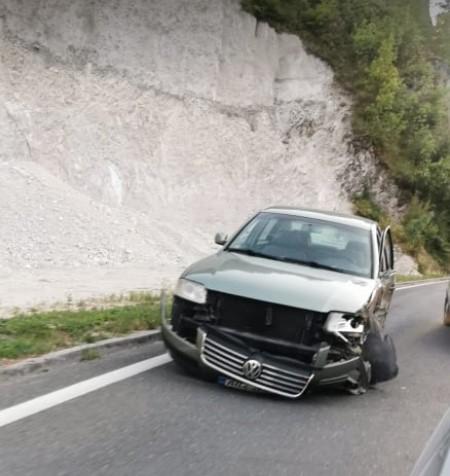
xmin=396 ymin=280 xmax=448 ymax=291
xmin=0 ymin=353 xmax=172 ymax=429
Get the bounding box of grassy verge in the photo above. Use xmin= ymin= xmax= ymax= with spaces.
xmin=0 ymin=293 xmax=161 ymax=362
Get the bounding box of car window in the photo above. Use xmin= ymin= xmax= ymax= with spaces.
xmin=379 ymin=228 xmax=393 ymax=272
xmin=380 ymin=251 xmax=387 ymax=273
xmin=309 ymin=224 xmax=348 ymax=249
xmin=383 ymin=246 xmax=391 ymax=270
xmin=230 ymin=217 xmax=260 ymax=248
xmin=384 ymin=229 xmax=394 ymax=270
xmin=227 ymin=212 xmax=373 ymax=278
xmin=255 ymin=218 xmax=278 ymax=245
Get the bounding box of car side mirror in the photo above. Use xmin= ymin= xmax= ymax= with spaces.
xmin=214 ymin=232 xmax=228 ymax=246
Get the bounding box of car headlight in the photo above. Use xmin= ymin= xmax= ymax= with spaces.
xmin=324 ymin=312 xmax=364 ymax=343
xmin=174 ymin=278 xmax=207 ymax=304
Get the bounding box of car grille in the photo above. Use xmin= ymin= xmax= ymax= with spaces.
xmin=199 ymin=331 xmax=313 ymax=398
xmin=207 ymin=291 xmax=326 ymax=346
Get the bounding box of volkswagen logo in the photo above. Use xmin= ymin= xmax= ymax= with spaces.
xmin=242 ymin=359 xmax=262 ymax=380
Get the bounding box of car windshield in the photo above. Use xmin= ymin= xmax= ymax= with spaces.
xmin=226 ymin=212 xmax=373 ymax=278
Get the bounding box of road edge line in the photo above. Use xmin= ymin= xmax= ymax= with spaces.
xmin=0 ymin=353 xmax=172 ymax=428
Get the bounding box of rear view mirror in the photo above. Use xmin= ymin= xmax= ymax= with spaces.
xmin=214 ymin=232 xmax=228 ymax=246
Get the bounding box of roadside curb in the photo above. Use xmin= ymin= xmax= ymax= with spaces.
xmin=0 ymin=329 xmax=162 ymax=379
xmin=396 ymin=277 xmax=449 ymax=288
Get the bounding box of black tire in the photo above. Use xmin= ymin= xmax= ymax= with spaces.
xmin=363 ymin=332 xmax=399 ymax=384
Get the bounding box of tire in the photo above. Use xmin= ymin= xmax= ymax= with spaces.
xmin=363 ymin=331 xmax=399 ymax=384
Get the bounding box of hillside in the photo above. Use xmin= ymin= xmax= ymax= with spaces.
xmin=243 ymin=0 xmax=450 ymax=273
xmin=0 ymin=0 xmax=406 ymax=311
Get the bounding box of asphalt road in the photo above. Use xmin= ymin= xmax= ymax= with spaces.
xmin=0 ymin=282 xmax=449 ymax=476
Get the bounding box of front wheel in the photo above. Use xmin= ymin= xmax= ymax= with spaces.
xmin=363 ymin=331 xmax=398 ymax=384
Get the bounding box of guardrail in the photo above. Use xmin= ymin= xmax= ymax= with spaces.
xmin=396 ymin=277 xmax=449 ymax=288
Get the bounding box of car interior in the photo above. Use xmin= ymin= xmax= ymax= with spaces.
xmin=257 ymin=219 xmax=371 ymax=274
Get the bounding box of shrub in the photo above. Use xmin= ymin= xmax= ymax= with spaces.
xmin=242 ymin=0 xmax=450 ymax=267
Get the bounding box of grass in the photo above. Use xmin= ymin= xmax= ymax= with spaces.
xmin=0 ymin=293 xmax=161 ymax=362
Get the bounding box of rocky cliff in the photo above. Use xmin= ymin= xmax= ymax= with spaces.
xmin=0 ymin=0 xmax=400 ymax=309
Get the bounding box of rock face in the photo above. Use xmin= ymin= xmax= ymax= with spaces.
xmin=430 ymin=0 xmax=447 ymax=25
xmin=0 ymin=0 xmax=400 ymax=308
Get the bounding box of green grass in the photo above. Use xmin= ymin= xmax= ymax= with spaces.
xmin=0 ymin=294 xmax=161 ymax=361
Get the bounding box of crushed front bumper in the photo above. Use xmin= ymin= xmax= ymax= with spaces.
xmin=161 ymin=300 xmax=366 ymax=398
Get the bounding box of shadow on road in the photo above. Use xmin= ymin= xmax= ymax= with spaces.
xmin=168 ymin=360 xmax=373 ymax=405
xmin=418 ymin=324 xmax=450 ymax=354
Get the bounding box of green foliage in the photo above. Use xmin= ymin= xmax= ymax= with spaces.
xmin=352 ymin=191 xmax=388 ymax=225
xmin=242 ymin=0 xmax=450 ymax=266
xmin=402 ymin=198 xmax=438 ymax=250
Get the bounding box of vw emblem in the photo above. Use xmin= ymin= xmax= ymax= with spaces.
xmin=242 ymin=359 xmax=262 ymax=380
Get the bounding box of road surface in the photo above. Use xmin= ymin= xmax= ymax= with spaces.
xmin=0 ymin=282 xmax=449 ymax=476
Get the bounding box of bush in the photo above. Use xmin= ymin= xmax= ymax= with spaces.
xmin=242 ymin=0 xmax=450 ymax=267
xmin=353 ymin=191 xmax=387 ymax=224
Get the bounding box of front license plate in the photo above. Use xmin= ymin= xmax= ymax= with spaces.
xmin=217 ymin=376 xmax=261 ymax=393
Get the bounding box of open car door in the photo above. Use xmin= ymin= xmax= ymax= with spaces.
xmin=378 ymin=227 xmax=395 ymax=326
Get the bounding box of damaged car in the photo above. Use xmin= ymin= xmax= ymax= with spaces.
xmin=161 ymin=207 xmax=398 ymax=398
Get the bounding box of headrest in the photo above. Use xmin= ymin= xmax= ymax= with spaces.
xmin=275 ymin=230 xmax=309 ymax=248
xmin=345 ymin=241 xmax=367 ymax=253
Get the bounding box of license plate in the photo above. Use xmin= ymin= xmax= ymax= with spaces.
xmin=217 ymin=376 xmax=261 ymax=393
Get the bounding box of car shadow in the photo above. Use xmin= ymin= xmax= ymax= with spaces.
xmin=417 ymin=324 xmax=450 ymax=354
xmin=168 ymin=360 xmax=366 ymax=404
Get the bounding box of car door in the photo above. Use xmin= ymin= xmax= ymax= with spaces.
xmin=377 ymin=227 xmax=395 ymax=326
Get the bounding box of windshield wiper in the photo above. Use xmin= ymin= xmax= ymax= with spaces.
xmin=227 ymin=248 xmax=279 ymax=261
xmin=273 ymin=257 xmax=350 ymax=274
xmin=227 ymin=249 xmax=354 ymax=275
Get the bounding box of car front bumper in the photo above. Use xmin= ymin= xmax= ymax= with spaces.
xmin=161 ymin=300 xmax=366 ymax=398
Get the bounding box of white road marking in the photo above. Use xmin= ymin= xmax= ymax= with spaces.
xmin=0 ymin=353 xmax=172 ymax=428
xmin=396 ymin=281 xmax=448 ymax=291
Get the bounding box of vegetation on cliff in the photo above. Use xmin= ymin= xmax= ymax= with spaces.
xmin=242 ymin=0 xmax=450 ymax=271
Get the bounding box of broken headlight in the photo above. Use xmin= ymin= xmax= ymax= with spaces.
xmin=324 ymin=312 xmax=364 ymax=344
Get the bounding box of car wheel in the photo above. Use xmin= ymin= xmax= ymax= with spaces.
xmin=363 ymin=331 xmax=399 ymax=384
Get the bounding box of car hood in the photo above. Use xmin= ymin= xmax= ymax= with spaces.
xmin=183 ymin=251 xmax=376 ymax=314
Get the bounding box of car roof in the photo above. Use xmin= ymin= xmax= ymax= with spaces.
xmin=263 ymin=206 xmax=377 ymax=231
